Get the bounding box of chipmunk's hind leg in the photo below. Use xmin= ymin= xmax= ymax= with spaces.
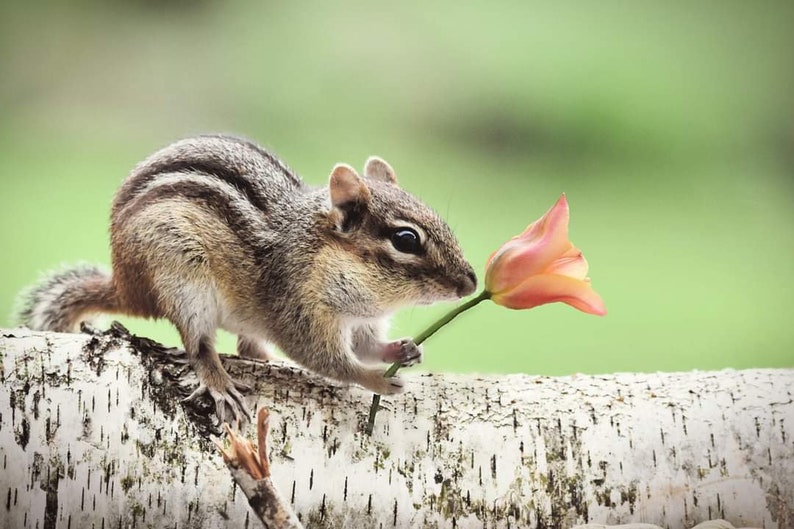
xmin=181 ymin=330 xmax=251 ymax=425
xmin=115 ymin=199 xmax=251 ymax=423
xmin=160 ymin=278 xmax=250 ymax=424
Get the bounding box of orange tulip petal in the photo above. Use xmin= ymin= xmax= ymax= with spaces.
xmin=485 ymin=195 xmax=574 ymax=293
xmin=519 ymin=193 xmax=570 ymax=242
xmin=491 ymin=274 xmax=607 ymax=316
xmin=545 ymin=249 xmax=589 ymax=280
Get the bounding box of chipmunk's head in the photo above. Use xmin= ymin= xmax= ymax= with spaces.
xmin=324 ymin=157 xmax=476 ymax=311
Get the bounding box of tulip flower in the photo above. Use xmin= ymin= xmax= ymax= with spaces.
xmin=485 ymin=194 xmax=606 ymax=315
xmin=365 ymin=194 xmax=605 ymax=435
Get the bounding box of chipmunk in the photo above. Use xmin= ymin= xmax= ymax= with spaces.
xmin=16 ymin=135 xmax=477 ymax=423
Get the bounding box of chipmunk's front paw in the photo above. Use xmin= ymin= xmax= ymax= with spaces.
xmin=382 ymin=338 xmax=424 ymax=367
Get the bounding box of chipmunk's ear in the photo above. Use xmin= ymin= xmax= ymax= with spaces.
xmin=363 ymin=156 xmax=397 ymax=185
xmin=329 ymin=163 xmax=370 ymax=208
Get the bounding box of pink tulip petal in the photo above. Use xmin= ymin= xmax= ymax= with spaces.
xmin=486 ymin=239 xmax=574 ymax=293
xmin=485 ymin=195 xmax=569 ymax=269
xmin=492 ymin=274 xmax=607 ymax=316
xmin=546 ymin=248 xmax=589 ymax=280
xmin=485 ymin=195 xmax=574 ymax=293
xmin=518 ymin=194 xmax=570 ymax=242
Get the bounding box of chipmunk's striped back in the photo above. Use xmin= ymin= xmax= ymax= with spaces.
xmin=114 ymin=135 xmax=303 ymax=216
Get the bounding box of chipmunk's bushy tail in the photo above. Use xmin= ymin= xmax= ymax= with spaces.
xmin=15 ymin=264 xmax=119 ymax=332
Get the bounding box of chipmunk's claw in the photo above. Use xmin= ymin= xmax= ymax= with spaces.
xmin=184 ymin=380 xmax=251 ymax=425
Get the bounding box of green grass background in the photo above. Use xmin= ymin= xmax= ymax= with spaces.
xmin=1 ymin=1 xmax=792 ymax=375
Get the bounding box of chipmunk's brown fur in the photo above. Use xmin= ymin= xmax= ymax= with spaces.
xmin=17 ymin=135 xmax=476 ymax=422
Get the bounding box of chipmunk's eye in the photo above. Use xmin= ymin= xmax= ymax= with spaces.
xmin=390 ymin=228 xmax=422 ymax=254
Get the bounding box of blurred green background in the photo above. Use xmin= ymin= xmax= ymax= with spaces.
xmin=1 ymin=1 xmax=792 ymax=375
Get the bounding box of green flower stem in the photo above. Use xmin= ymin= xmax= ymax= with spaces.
xmin=365 ymin=289 xmax=491 ymax=435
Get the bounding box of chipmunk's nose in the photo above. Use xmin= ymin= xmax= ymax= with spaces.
xmin=457 ymin=269 xmax=478 ymax=297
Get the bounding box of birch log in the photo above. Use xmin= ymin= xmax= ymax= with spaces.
xmin=0 ymin=326 xmax=792 ymax=529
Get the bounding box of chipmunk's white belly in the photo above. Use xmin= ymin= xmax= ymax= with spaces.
xmin=216 ymin=294 xmax=275 ymax=342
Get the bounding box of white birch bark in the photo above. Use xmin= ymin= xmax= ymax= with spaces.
xmin=0 ymin=327 xmax=791 ymax=529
